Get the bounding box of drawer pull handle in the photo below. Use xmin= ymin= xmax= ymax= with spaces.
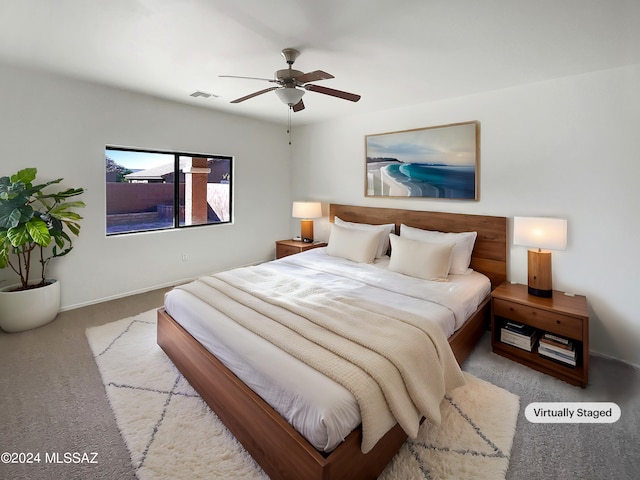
xmin=556 ymin=320 xmax=561 ymax=324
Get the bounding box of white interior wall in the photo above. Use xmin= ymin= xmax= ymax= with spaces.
xmin=0 ymin=62 xmax=292 ymax=309
xmin=2 ymin=59 xmax=638 ymax=367
xmin=291 ymin=64 xmax=640 ymax=367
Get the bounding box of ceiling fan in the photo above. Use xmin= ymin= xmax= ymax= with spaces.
xmin=220 ymin=48 xmax=361 ymax=112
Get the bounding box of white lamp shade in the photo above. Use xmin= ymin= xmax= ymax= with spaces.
xmin=275 ymin=87 xmax=305 ymax=106
xmin=292 ymin=201 xmax=322 ymax=219
xmin=513 ymin=217 xmax=567 ymax=250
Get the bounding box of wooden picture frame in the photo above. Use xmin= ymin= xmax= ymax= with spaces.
xmin=365 ymin=121 xmax=479 ymax=200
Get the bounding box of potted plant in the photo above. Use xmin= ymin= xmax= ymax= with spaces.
xmin=0 ymin=168 xmax=85 ymax=332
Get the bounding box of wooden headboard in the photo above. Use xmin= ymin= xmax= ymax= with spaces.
xmin=329 ymin=204 xmax=507 ymax=289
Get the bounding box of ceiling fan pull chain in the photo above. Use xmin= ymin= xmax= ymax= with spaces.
xmin=287 ymin=106 xmax=293 ymax=145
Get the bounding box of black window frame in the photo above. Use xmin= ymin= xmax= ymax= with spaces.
xmin=105 ymin=145 xmax=233 ymax=236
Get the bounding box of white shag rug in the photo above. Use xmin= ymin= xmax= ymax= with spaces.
xmin=86 ymin=309 xmax=519 ymax=480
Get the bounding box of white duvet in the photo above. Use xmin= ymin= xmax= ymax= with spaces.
xmin=164 ymin=247 xmax=490 ymax=452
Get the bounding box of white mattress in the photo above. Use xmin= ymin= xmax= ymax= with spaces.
xmin=164 ymin=247 xmax=490 ymax=452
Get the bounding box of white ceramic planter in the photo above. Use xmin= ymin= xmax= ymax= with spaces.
xmin=0 ymin=279 xmax=61 ymax=333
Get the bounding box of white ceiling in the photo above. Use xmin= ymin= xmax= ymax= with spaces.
xmin=1 ymin=0 xmax=639 ymax=125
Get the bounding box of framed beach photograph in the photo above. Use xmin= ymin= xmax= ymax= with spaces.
xmin=365 ymin=121 xmax=479 ymax=200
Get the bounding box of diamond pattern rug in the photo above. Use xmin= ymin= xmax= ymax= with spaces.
xmin=86 ymin=309 xmax=519 ymax=480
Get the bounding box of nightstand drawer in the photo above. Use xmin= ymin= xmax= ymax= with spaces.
xmin=276 ymin=240 xmax=327 ymax=259
xmin=493 ymin=298 xmax=582 ymax=339
xmin=276 ymin=244 xmax=301 ymax=258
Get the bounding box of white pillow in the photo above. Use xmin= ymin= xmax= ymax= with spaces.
xmin=326 ymin=224 xmax=382 ymax=263
xmin=400 ymin=224 xmax=477 ymax=275
xmin=334 ymin=216 xmax=395 ymax=258
xmin=388 ymin=234 xmax=455 ymax=281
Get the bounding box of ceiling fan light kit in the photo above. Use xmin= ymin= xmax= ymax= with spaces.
xmin=221 ymin=48 xmax=361 ymax=113
xmin=275 ymin=87 xmax=305 ymax=106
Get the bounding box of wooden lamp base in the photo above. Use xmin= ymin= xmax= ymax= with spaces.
xmin=300 ymin=219 xmax=314 ymax=243
xmin=528 ymin=249 xmax=553 ymax=297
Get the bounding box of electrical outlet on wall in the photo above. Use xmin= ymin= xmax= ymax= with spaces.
xmin=182 ymin=253 xmax=189 ymax=262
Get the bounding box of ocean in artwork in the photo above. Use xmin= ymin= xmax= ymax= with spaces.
xmin=368 ymin=162 xmax=476 ymax=198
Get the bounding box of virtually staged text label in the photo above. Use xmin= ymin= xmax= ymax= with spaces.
xmin=525 ymin=402 xmax=621 ymax=423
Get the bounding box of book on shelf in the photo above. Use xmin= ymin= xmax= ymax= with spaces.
xmin=538 ymin=331 xmax=577 ymax=366
xmin=503 ymin=321 xmax=536 ymax=336
xmin=539 ymin=342 xmax=576 ymax=359
xmin=539 ymin=346 xmax=577 ymax=366
xmin=539 ymin=335 xmax=575 ymax=354
xmin=542 ymin=332 xmax=570 ymax=345
xmin=500 ymin=326 xmax=539 ymax=352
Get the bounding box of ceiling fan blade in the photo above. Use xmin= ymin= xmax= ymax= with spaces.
xmin=305 ymin=84 xmax=361 ymax=102
xmin=219 ymin=75 xmax=277 ymax=83
xmin=292 ymin=99 xmax=305 ymax=112
xmin=230 ymin=86 xmax=279 ymax=103
xmin=295 ymin=70 xmax=334 ymax=84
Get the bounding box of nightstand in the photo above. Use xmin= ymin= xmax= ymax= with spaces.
xmin=275 ymin=239 xmax=327 ymax=259
xmin=491 ymin=282 xmax=589 ymax=387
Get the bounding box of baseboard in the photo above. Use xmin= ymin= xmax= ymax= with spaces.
xmin=58 ymin=259 xmax=267 ymax=312
xmin=58 ymin=277 xmax=194 ymax=312
xmin=590 ymin=349 xmax=640 ymax=371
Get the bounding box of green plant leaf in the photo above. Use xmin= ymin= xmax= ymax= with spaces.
xmin=0 ymin=177 xmax=11 ymax=200
xmin=0 ymin=207 xmax=20 ymax=229
xmin=0 ymin=231 xmax=9 ymax=268
xmin=66 ymin=222 xmax=81 ymax=236
xmin=0 ymin=246 xmax=8 ymax=268
xmin=50 ymin=229 xmax=71 ymax=246
xmin=51 ymin=187 xmax=85 ymax=198
xmin=8 ymin=207 xmax=22 ymax=228
xmin=0 ymin=187 xmax=28 ymax=205
xmin=53 ymin=233 xmax=64 ymax=249
xmin=10 ymin=168 xmax=37 ymax=185
xmin=52 ymin=200 xmax=86 ymax=210
xmin=0 ymin=204 xmax=34 ymax=229
xmin=7 ymin=224 xmax=30 ymax=247
xmin=52 ymin=246 xmax=73 ymax=259
xmin=49 ymin=202 xmax=85 ymax=222
xmin=48 ymin=217 xmax=63 ymax=233
xmin=25 ymin=218 xmax=51 ymax=246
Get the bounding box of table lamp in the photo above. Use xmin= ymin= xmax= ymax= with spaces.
xmin=513 ymin=216 xmax=567 ymax=297
xmin=292 ymin=202 xmax=322 ymax=243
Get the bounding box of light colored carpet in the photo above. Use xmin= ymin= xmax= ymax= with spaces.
xmin=85 ymin=309 xmax=520 ymax=480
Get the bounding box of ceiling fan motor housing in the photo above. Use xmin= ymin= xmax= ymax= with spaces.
xmin=276 ymin=69 xmax=304 ymax=85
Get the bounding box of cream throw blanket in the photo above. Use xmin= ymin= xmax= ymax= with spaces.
xmin=177 ymin=266 xmax=466 ymax=453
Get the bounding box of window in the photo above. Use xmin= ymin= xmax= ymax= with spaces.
xmin=105 ymin=146 xmax=232 ymax=235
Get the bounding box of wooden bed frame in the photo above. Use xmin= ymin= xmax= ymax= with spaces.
xmin=157 ymin=204 xmax=507 ymax=480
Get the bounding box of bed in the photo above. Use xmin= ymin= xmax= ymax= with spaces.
xmin=157 ymin=204 xmax=507 ymax=480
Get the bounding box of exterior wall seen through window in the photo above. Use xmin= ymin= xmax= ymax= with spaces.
xmin=105 ymin=146 xmax=232 ymax=235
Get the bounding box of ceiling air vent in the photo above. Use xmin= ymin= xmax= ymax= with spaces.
xmin=189 ymin=91 xmax=218 ymax=99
